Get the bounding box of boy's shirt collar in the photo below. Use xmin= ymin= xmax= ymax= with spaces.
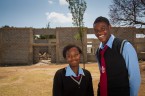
xmin=99 ymin=34 xmax=115 ymax=49
xmin=65 ymin=65 xmax=85 ymax=77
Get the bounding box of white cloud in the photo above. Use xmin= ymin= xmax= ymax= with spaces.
xmin=59 ymin=0 xmax=68 ymax=5
xmin=46 ymin=12 xmax=72 ymax=24
xmin=48 ymin=0 xmax=53 ymax=4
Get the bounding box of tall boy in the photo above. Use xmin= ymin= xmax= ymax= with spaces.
xmin=93 ymin=16 xmax=141 ymax=96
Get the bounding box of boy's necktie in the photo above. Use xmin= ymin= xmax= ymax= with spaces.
xmin=100 ymin=45 xmax=108 ymax=96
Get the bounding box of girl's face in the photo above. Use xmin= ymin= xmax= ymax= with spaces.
xmin=93 ymin=22 xmax=111 ymax=44
xmin=66 ymin=47 xmax=81 ymax=67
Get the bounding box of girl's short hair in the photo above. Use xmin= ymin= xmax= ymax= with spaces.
xmin=63 ymin=44 xmax=82 ymax=58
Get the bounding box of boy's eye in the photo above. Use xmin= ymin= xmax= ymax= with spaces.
xmin=94 ymin=29 xmax=99 ymax=33
xmin=101 ymin=28 xmax=105 ymax=31
xmin=94 ymin=27 xmax=106 ymax=33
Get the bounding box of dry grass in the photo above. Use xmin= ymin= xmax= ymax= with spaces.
xmin=0 ymin=62 xmax=145 ymax=96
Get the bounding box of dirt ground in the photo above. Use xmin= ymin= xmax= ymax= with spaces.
xmin=0 ymin=61 xmax=145 ymax=96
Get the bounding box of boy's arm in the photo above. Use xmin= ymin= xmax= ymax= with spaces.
xmin=122 ymin=42 xmax=141 ymax=96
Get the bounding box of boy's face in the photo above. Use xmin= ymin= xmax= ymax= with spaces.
xmin=93 ymin=22 xmax=111 ymax=44
xmin=66 ymin=47 xmax=81 ymax=67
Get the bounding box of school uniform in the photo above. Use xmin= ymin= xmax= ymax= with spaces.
xmin=96 ymin=35 xmax=141 ymax=96
xmin=53 ymin=65 xmax=94 ymax=96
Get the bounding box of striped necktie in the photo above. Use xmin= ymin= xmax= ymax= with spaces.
xmin=100 ymin=45 xmax=108 ymax=96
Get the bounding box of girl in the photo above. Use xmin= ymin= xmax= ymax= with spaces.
xmin=53 ymin=44 xmax=94 ymax=96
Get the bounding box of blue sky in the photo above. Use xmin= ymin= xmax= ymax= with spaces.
xmin=0 ymin=0 xmax=111 ymax=28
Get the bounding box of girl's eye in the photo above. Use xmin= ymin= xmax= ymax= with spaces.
xmin=75 ymin=53 xmax=79 ymax=56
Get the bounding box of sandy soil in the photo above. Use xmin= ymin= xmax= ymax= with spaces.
xmin=0 ymin=61 xmax=145 ymax=96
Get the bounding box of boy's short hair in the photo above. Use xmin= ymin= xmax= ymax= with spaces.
xmin=63 ymin=44 xmax=82 ymax=58
xmin=93 ymin=16 xmax=110 ymax=26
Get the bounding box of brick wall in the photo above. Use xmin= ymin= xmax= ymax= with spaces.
xmin=0 ymin=28 xmax=32 ymax=65
xmin=0 ymin=27 xmax=144 ymax=66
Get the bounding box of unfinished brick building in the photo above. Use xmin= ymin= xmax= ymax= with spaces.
xmin=0 ymin=27 xmax=145 ymax=66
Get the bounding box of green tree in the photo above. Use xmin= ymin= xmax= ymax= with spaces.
xmin=39 ymin=35 xmax=49 ymax=39
xmin=2 ymin=25 xmax=10 ymax=28
xmin=66 ymin=0 xmax=87 ymax=68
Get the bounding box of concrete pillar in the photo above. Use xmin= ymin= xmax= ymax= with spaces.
xmin=0 ymin=31 xmax=2 ymax=64
xmin=28 ymin=28 xmax=33 ymax=64
xmin=56 ymin=28 xmax=59 ymax=63
xmin=82 ymin=28 xmax=87 ymax=63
